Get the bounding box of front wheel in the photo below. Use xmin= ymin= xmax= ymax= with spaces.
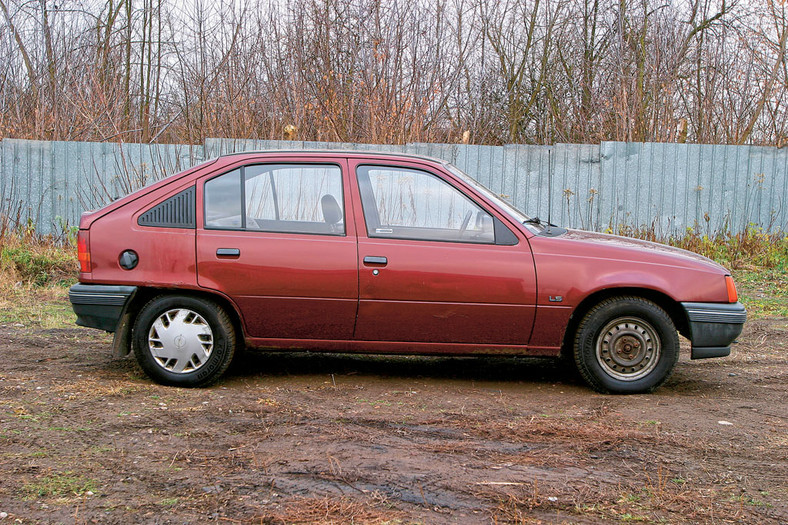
xmin=574 ymin=297 xmax=679 ymax=394
xmin=132 ymin=295 xmax=238 ymax=387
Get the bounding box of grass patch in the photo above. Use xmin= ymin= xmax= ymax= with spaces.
xmin=0 ymin=228 xmax=78 ymax=328
xmin=23 ymin=472 xmax=97 ymax=499
xmin=46 ymin=426 xmax=92 ymax=432
xmin=0 ymin=234 xmax=77 ymax=289
xmin=733 ymin=266 xmax=788 ymax=317
xmin=729 ymin=493 xmax=773 ymax=507
xmin=0 ymin=288 xmax=75 ymax=328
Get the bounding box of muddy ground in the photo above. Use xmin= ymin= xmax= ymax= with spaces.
xmin=0 ymin=301 xmax=786 ymax=524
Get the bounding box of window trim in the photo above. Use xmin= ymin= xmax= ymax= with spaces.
xmin=203 ymin=162 xmax=347 ymax=237
xmin=355 ymin=164 xmax=497 ymax=245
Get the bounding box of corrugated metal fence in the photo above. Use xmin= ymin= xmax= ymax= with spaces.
xmin=0 ymin=140 xmax=200 ymax=235
xmin=1 ymin=138 xmax=786 ymax=235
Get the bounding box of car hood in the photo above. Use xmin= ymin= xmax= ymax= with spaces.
xmin=539 ymin=228 xmax=728 ymax=273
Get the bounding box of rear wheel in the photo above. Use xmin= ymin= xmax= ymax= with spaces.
xmin=574 ymin=297 xmax=679 ymax=394
xmin=132 ymin=295 xmax=238 ymax=387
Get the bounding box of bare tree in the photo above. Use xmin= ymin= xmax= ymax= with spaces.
xmin=0 ymin=0 xmax=785 ymax=146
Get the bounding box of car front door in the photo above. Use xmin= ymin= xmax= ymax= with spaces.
xmin=196 ymin=158 xmax=358 ymax=340
xmin=351 ymin=160 xmax=537 ymax=347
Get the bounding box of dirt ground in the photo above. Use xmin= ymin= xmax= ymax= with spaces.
xmin=0 ymin=300 xmax=786 ymax=524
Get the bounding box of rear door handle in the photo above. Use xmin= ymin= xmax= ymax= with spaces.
xmin=216 ymin=248 xmax=240 ymax=257
xmin=363 ymin=256 xmax=387 ymax=265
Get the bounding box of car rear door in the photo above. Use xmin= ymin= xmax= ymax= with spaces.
xmin=350 ymin=159 xmax=537 ymax=346
xmin=196 ymin=156 xmax=358 ymax=340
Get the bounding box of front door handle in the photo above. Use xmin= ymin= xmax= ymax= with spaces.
xmin=216 ymin=248 xmax=240 ymax=257
xmin=363 ymin=256 xmax=387 ymax=265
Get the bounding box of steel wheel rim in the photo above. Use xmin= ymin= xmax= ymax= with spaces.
xmin=596 ymin=316 xmax=661 ymax=381
xmin=148 ymin=308 xmax=214 ymax=374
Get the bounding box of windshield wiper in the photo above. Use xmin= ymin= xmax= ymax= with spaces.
xmin=523 ymin=216 xmax=557 ymax=227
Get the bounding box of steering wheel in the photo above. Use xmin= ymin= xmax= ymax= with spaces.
xmin=458 ymin=210 xmax=473 ymax=237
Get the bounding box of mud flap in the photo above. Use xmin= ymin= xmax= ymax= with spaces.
xmin=111 ymin=310 xmax=134 ymax=357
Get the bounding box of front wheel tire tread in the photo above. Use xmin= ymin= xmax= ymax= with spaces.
xmin=573 ymin=296 xmax=679 ymax=394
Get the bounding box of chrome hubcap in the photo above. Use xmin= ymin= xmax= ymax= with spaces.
xmin=148 ymin=308 xmax=213 ymax=373
xmin=596 ymin=317 xmax=660 ymax=381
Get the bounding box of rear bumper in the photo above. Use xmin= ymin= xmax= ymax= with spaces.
xmin=681 ymin=302 xmax=746 ymax=359
xmin=69 ymin=284 xmax=137 ymax=332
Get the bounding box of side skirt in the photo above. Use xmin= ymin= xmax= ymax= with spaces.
xmin=244 ymin=337 xmax=560 ymax=357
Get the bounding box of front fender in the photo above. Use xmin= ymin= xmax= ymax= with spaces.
xmin=533 ymin=254 xmax=729 ymax=307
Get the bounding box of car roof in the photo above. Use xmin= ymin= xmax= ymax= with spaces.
xmin=217 ymin=149 xmax=450 ymax=166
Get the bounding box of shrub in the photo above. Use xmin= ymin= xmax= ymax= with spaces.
xmin=615 ymin=224 xmax=787 ymax=271
xmin=0 ymin=218 xmax=78 ymax=288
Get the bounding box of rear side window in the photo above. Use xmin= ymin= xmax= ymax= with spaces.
xmin=205 ymin=169 xmax=242 ymax=228
xmin=204 ymin=164 xmax=344 ymax=235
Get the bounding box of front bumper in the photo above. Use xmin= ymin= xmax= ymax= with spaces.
xmin=68 ymin=284 xmax=137 ymax=332
xmin=681 ymin=302 xmax=746 ymax=359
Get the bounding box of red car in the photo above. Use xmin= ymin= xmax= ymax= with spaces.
xmin=69 ymin=151 xmax=745 ymax=393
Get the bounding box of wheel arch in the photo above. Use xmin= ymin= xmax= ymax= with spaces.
xmin=561 ymin=287 xmax=689 ymax=357
xmin=117 ymin=287 xmax=246 ymax=355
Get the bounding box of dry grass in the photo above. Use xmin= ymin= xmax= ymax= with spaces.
xmin=50 ymin=378 xmax=143 ymax=401
xmin=453 ymin=405 xmax=675 ymax=451
xmin=483 ymin=473 xmax=769 ymax=524
xmin=257 ymin=496 xmax=405 ymax=524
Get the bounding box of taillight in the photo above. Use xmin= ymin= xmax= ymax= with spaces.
xmin=77 ymin=230 xmax=92 ymax=273
xmin=725 ymin=275 xmax=738 ymax=303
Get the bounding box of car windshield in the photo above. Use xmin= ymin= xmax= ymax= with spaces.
xmin=444 ymin=163 xmax=543 ymax=233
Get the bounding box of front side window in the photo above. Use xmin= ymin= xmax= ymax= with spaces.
xmin=204 ymin=164 xmax=344 ymax=235
xmin=356 ymin=165 xmax=494 ymax=243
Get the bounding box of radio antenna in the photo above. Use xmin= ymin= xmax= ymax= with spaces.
xmin=547 ymin=147 xmax=553 ymax=233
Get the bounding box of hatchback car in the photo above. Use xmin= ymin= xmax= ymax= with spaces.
xmin=68 ymin=151 xmax=746 ymax=393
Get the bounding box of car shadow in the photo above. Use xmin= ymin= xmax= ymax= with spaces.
xmin=228 ymin=349 xmax=583 ymax=386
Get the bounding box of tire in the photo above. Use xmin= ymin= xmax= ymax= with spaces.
xmin=573 ymin=296 xmax=679 ymax=394
xmin=132 ymin=295 xmax=238 ymax=387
